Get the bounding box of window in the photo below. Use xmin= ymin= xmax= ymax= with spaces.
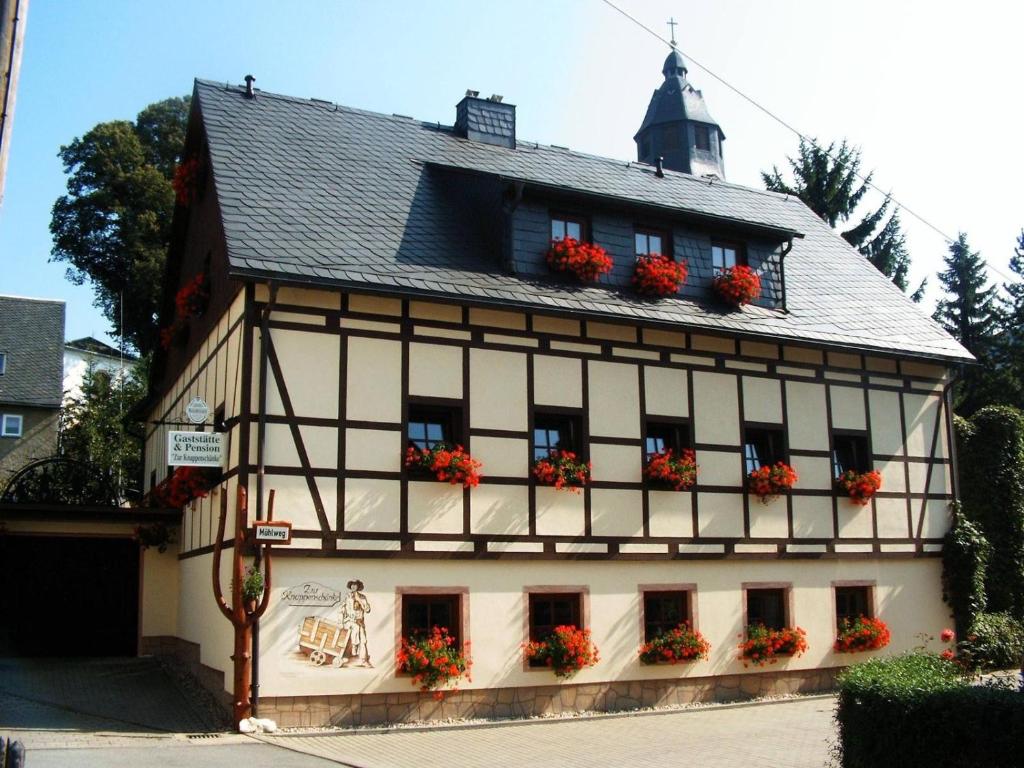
xmin=643 ymin=590 xmax=690 ymax=642
xmin=694 ymin=124 xmax=711 ymax=151
xmin=1 ymin=414 xmax=22 ymax=438
xmin=0 ymin=351 xmax=6 ymax=375
xmin=661 ymin=124 xmax=680 ymax=152
xmin=832 ymin=433 xmax=870 ymax=476
xmin=635 ymin=228 xmax=670 ymax=258
xmin=551 ymin=215 xmax=585 ymax=242
xmin=746 ymin=587 xmax=787 ymax=631
xmin=407 ymin=405 xmax=460 ymax=451
xmin=743 ymin=426 xmax=785 ymax=474
xmin=533 ymin=413 xmax=582 ymax=461
xmin=401 ymin=593 xmax=463 ymax=647
xmin=644 ymin=420 xmax=689 ymax=462
xmin=711 ymin=241 xmax=744 ymax=274
xmin=835 ymin=585 xmax=872 ymax=627
xmin=528 ymin=592 xmax=582 ymax=648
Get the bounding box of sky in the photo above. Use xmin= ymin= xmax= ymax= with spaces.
xmin=2 ymin=0 xmax=1021 ymax=348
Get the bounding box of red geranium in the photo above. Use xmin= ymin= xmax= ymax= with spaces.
xmin=159 ymin=273 xmax=209 ymax=350
xmin=524 ymin=625 xmax=599 ymax=678
xmin=643 ymin=448 xmax=698 ymax=491
xmin=639 ymin=623 xmax=710 ymax=664
xmin=396 ymin=626 xmax=472 ymax=701
xmin=405 ymin=444 xmax=482 ymax=488
xmin=172 ymin=157 xmax=200 ymax=206
xmin=532 ymin=450 xmax=591 ymax=493
xmin=148 ymin=466 xmax=218 ymax=509
xmin=834 ymin=616 xmax=891 ymax=653
xmin=747 ymin=462 xmax=798 ymax=502
xmin=713 ymin=265 xmax=761 ymax=306
xmin=836 ymin=469 xmax=882 ymax=505
xmin=633 ymin=254 xmax=688 ymax=297
xmin=738 ymin=625 xmax=808 ymax=667
xmin=546 ymin=237 xmax=613 ymax=282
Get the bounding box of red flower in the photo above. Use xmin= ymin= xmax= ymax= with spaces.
xmin=147 ymin=466 xmax=218 ymax=509
xmin=532 ymin=450 xmax=591 ymax=492
xmin=833 ymin=616 xmax=891 ymax=653
xmin=643 ymin=449 xmax=699 ymax=491
xmin=712 ymin=265 xmax=761 ymax=306
xmin=546 ymin=238 xmax=613 ymax=282
xmin=639 ymin=623 xmax=710 ymax=664
xmin=632 ymin=254 xmax=688 ymax=297
xmin=836 ymin=470 xmax=882 ymax=505
xmin=397 ymin=626 xmax=471 ymax=699
xmin=405 ymin=444 xmax=482 ymax=488
xmin=747 ymin=462 xmax=798 ymax=502
xmin=159 ymin=272 xmax=209 ymax=350
xmin=940 ymin=628 xmax=955 ymax=643
xmin=940 ymin=649 xmax=956 ymax=661
xmin=524 ymin=625 xmax=599 ymax=678
xmin=738 ymin=625 xmax=808 ymax=667
xmin=172 ymin=157 xmax=200 ymax=206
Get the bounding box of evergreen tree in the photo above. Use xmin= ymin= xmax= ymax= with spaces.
xmin=50 ymin=97 xmax=190 ymax=354
xmin=932 ymin=233 xmax=1007 ymax=414
xmin=763 ymin=139 xmax=922 ymax=299
xmin=995 ymin=230 xmax=1024 ymax=408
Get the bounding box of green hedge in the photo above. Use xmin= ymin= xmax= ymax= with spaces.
xmin=960 ymin=612 xmax=1024 ymax=671
xmin=836 ymin=654 xmax=1024 ymax=768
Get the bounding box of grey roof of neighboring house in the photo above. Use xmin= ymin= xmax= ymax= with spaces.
xmin=0 ymin=296 xmax=65 ymax=408
xmin=65 ymin=336 xmax=138 ymax=362
xmin=193 ymin=78 xmax=971 ymax=363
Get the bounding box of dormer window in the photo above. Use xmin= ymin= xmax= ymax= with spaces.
xmin=635 ymin=228 xmax=670 ymax=258
xmin=694 ymin=124 xmax=711 ymax=152
xmin=551 ymin=215 xmax=585 ymax=242
xmin=711 ymin=241 xmax=745 ymax=275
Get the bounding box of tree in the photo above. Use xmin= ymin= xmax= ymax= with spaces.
xmin=50 ymin=97 xmax=190 ymax=354
xmin=763 ymin=139 xmax=922 ymax=299
xmin=998 ymin=230 xmax=1024 ymax=405
xmin=932 ymin=233 xmax=1008 ymax=414
xmin=59 ymin=361 xmax=149 ymax=503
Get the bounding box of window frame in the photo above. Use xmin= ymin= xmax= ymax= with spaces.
xmin=831 ymin=430 xmax=872 ymax=477
xmin=532 ymin=410 xmax=584 ymax=463
xmin=639 ymin=583 xmax=698 ymax=644
xmin=710 ymin=240 xmax=747 ymax=275
xmin=833 ymin=581 xmax=876 ymax=630
xmin=395 ymin=587 xmax=470 ymax=670
xmin=743 ymin=423 xmax=787 ymax=475
xmin=643 ymin=418 xmax=691 ymax=463
xmin=524 ymin=586 xmax=588 ymax=670
xmin=0 ymin=351 xmax=6 ymax=375
xmin=549 ymin=212 xmax=588 ymax=243
xmin=406 ymin=401 xmax=463 ymax=454
xmin=1 ymin=414 xmax=23 ymax=438
xmin=634 ymin=226 xmax=672 ymax=259
xmin=694 ymin=124 xmax=712 ymax=152
xmin=742 ymin=582 xmax=793 ymax=633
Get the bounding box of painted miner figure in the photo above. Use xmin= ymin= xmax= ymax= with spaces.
xmin=339 ymin=579 xmax=371 ymax=667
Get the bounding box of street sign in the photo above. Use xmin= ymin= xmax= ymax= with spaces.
xmin=168 ymin=430 xmax=225 ymax=466
xmin=253 ymin=521 xmax=292 ymax=544
xmin=186 ymin=397 xmax=210 ymax=424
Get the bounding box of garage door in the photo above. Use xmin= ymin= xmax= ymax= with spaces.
xmin=0 ymin=536 xmax=139 ymax=657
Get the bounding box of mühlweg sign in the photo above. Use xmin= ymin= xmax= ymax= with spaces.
xmin=168 ymin=431 xmax=225 ymax=467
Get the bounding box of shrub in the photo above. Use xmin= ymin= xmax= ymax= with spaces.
xmin=638 ymin=623 xmax=710 ymax=664
xmin=836 ymin=653 xmax=1024 ymax=767
xmin=958 ymin=612 xmax=1024 ymax=671
xmin=524 ymin=625 xmax=599 ymax=678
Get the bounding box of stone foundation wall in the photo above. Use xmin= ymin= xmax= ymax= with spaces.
xmin=141 ymin=635 xmax=232 ymax=712
xmin=258 ymin=666 xmax=841 ymax=728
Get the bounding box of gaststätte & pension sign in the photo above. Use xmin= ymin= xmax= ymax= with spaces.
xmin=167 ymin=430 xmax=225 ymax=466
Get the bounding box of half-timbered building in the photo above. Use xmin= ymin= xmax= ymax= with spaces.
xmin=141 ymin=55 xmax=970 ymax=726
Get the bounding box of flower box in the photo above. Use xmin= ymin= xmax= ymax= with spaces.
xmin=404 ymin=444 xmax=482 ymax=488
xmin=160 ymin=273 xmax=209 ymax=350
xmin=147 ymin=466 xmax=219 ymax=510
xmin=397 ymin=626 xmax=472 ymax=700
xmin=524 ymin=625 xmax=599 ymax=678
xmin=712 ymin=265 xmax=761 ymax=306
xmin=632 ymin=254 xmax=688 ymax=297
xmin=738 ymin=625 xmax=808 ymax=667
xmin=532 ymin=450 xmax=591 ymax=492
xmin=834 ymin=616 xmax=891 ymax=653
xmin=639 ymin=623 xmax=710 ymax=664
xmin=172 ymin=156 xmax=200 ymax=207
xmin=546 ymin=237 xmax=613 ymax=282
xmin=747 ymin=462 xmax=798 ymax=503
xmin=836 ymin=469 xmax=882 ymax=505
xmin=643 ymin=449 xmax=698 ymax=491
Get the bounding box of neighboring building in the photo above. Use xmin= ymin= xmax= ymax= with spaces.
xmin=0 ymin=295 xmax=64 ymax=485
xmin=16 ymin=51 xmax=970 ymax=724
xmin=63 ymin=336 xmax=138 ymax=404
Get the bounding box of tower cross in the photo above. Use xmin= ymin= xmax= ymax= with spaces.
xmin=667 ymin=17 xmax=678 ymax=47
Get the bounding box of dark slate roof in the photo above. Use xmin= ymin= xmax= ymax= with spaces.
xmin=194 ymin=79 xmax=971 ymax=362
xmin=0 ymin=296 xmax=65 ymax=408
xmin=635 ymin=52 xmax=723 ymax=138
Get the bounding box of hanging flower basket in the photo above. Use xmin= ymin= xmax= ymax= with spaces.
xmin=159 ymin=273 xmax=210 ymax=350
xmin=712 ymin=265 xmax=761 ymax=306
xmin=404 ymin=444 xmax=482 ymax=488
xmin=134 ymin=522 xmax=175 ymax=553
xmin=397 ymin=626 xmax=472 ymax=701
xmin=524 ymin=625 xmax=599 ymax=678
xmin=633 ymin=254 xmax=688 ymax=297
xmin=172 ymin=156 xmax=201 ymax=206
xmin=834 ymin=616 xmax=891 ymax=653
xmin=836 ymin=469 xmax=882 ymax=505
xmin=532 ymin=450 xmax=591 ymax=493
xmin=546 ymin=237 xmax=613 ymax=282
xmin=638 ymin=623 xmax=710 ymax=664
xmin=738 ymin=625 xmax=808 ymax=667
xmin=747 ymin=462 xmax=798 ymax=503
xmin=643 ymin=449 xmax=698 ymax=491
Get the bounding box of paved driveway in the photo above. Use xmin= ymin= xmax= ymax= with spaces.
xmin=261 ymin=695 xmax=838 ymax=768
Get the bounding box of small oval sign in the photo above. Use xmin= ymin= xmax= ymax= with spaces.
xmin=186 ymin=397 xmax=210 ymax=424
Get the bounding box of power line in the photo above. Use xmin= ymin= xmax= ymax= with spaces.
xmin=599 ymin=0 xmax=1017 ymax=286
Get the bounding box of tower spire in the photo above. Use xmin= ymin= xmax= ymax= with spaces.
xmin=667 ymin=17 xmax=678 ymax=48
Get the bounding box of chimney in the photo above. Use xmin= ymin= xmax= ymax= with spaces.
xmin=454 ymin=90 xmax=516 ymax=149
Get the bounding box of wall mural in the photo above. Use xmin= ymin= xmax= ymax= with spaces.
xmin=285 ymin=579 xmax=373 ymax=668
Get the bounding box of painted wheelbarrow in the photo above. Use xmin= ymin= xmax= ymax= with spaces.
xmin=298 ymin=616 xmax=350 ymax=666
